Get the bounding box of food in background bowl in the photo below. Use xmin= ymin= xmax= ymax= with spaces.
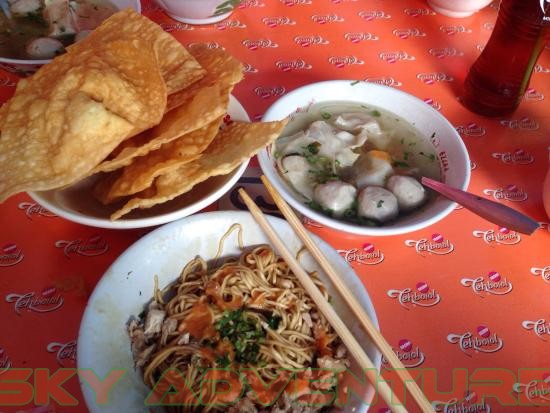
xmin=274 ymin=102 xmax=441 ymax=226
xmin=0 ymin=0 xmax=141 ymax=75
xmin=258 ymin=80 xmax=471 ymax=236
xmin=1 ymin=0 xmax=118 ymax=60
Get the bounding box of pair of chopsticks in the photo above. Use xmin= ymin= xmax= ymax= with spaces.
xmin=238 ymin=175 xmax=434 ymax=413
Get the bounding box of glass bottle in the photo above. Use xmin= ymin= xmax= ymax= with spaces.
xmin=462 ymin=0 xmax=550 ymax=117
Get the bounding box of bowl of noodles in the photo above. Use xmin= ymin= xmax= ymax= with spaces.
xmin=77 ymin=210 xmax=381 ymax=413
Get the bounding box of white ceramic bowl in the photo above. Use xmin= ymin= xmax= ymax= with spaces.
xmin=0 ymin=0 xmax=141 ymax=76
xmin=258 ymin=80 xmax=471 ymax=236
xmin=154 ymin=0 xmax=238 ymax=25
xmin=77 ymin=210 xmax=381 ymax=413
xmin=29 ymin=96 xmax=250 ymax=229
xmin=426 ymin=0 xmax=493 ymax=18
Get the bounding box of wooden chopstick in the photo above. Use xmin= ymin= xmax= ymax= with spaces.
xmin=260 ymin=175 xmax=435 ymax=413
xmin=238 ymin=188 xmax=408 ymax=413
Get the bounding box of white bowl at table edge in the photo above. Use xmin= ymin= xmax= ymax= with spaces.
xmin=77 ymin=210 xmax=381 ymax=413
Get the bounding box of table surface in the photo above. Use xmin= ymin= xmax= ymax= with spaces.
xmin=0 ymin=1 xmax=549 ymax=412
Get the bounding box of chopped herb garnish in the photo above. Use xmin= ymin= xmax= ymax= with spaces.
xmin=400 ymin=138 xmax=405 ymax=144
xmin=403 ymin=151 xmax=410 ymax=161
xmin=393 ymin=160 xmax=410 ymax=168
xmin=430 ymin=132 xmax=436 ymax=139
xmin=419 ymin=151 xmax=436 ymax=161
xmin=370 ymin=110 xmax=381 ymax=117
xmin=321 ymin=111 xmax=332 ymax=120
xmin=350 ymin=80 xmax=360 ymax=86
xmin=267 ymin=314 xmax=281 ymax=330
xmin=377 ymin=200 xmax=384 ymax=208
xmin=304 ymin=142 xmax=321 ymax=155
xmin=408 ymin=142 xmax=416 ymax=146
xmin=307 ymin=200 xmax=334 ymax=217
xmin=216 ymin=353 xmax=231 ymax=368
xmin=215 ymin=309 xmax=265 ymax=364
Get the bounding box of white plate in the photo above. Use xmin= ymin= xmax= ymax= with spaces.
xmin=77 ymin=211 xmax=381 ymax=413
xmin=29 ymin=96 xmax=250 ymax=229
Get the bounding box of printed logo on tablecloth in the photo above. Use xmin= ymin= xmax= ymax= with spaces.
xmin=392 ymin=28 xmax=426 ymax=39
xmin=433 ymin=391 xmax=491 ymax=412
xmin=483 ymin=184 xmax=528 ymax=202
xmin=513 ymin=373 xmax=550 ymax=404
xmin=358 ymin=10 xmax=391 ymax=21
xmin=404 ymin=233 xmax=455 ymax=256
xmin=460 ymin=271 xmax=513 ymax=297
xmin=417 ymin=72 xmax=454 ymax=85
xmin=472 ymin=227 xmax=521 ymax=246
xmin=535 ymin=63 xmax=550 ymax=73
xmin=439 ymin=25 xmax=472 ymax=35
xmin=275 ymin=59 xmax=312 ymax=72
xmin=0 ymin=243 xmax=24 ymax=267
xmin=524 ymin=87 xmax=545 ymax=101
xmin=530 ymin=266 xmax=550 ymax=284
xmin=522 ymin=318 xmax=550 ymax=340
xmin=216 ymin=20 xmax=247 ymax=30
xmin=311 ymin=14 xmax=344 ymax=24
xmin=387 ymin=281 xmax=441 ymax=309
xmin=491 ymin=149 xmax=535 ymax=165
xmin=447 ymin=325 xmax=504 ymax=355
xmin=160 ymin=22 xmax=193 ymax=32
xmin=344 ymin=32 xmax=379 ymax=43
xmin=238 ymin=0 xmax=266 ymax=8
xmin=364 ymin=76 xmax=403 ymax=87
xmin=483 ymin=22 xmax=495 ymax=30
xmin=243 ymin=63 xmax=259 ymax=73
xmin=0 ymin=347 xmax=11 ymax=375
xmin=5 ymin=287 xmax=64 ymax=315
xmin=424 ymin=97 xmax=442 ymax=110
xmin=429 ymin=47 xmax=464 ymax=59
xmin=293 ymin=35 xmax=329 ymax=47
xmin=262 ymin=16 xmax=296 ymax=27
xmin=328 ymin=56 xmax=364 ymax=68
xmin=455 ymin=122 xmax=486 ymax=137
xmin=280 ymin=0 xmax=311 ymax=5
xmin=17 ymin=202 xmax=57 ymax=220
xmin=381 ymin=338 xmax=426 ymax=369
xmin=0 ymin=75 xmax=16 ymax=88
xmin=404 ymin=8 xmax=436 ymax=17
xmin=500 ymin=117 xmax=540 ymax=130
xmin=46 ymin=340 xmax=76 ymax=367
xmin=254 ymin=86 xmax=286 ymax=99
xmin=337 ymin=242 xmax=385 ymax=265
xmin=379 ymin=51 xmax=415 ymax=63
xmin=54 ymin=234 xmax=109 ymax=258
xmin=241 ymin=39 xmax=278 ymax=50
xmin=188 ymin=41 xmax=220 ymax=49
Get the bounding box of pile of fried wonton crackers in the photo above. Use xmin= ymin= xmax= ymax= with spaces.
xmin=0 ymin=9 xmax=286 ymax=220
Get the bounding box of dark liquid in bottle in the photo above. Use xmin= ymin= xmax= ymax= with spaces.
xmin=462 ymin=0 xmax=549 ymax=117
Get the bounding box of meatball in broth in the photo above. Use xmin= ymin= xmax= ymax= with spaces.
xmin=273 ymin=102 xmax=440 ymax=226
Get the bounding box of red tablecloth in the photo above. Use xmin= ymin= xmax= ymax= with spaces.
xmin=0 ymin=1 xmax=549 ymax=412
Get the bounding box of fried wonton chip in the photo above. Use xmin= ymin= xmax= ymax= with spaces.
xmin=0 ymin=39 xmax=165 ymax=202
xmin=94 ymin=116 xmax=223 ymax=204
xmin=111 ymin=120 xmax=288 ymax=220
xmin=67 ymin=9 xmax=204 ymax=94
xmin=167 ymin=44 xmax=244 ymax=112
xmin=93 ymin=84 xmax=229 ymax=173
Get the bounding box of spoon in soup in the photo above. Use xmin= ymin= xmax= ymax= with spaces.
xmin=421 ymin=177 xmax=540 ymax=235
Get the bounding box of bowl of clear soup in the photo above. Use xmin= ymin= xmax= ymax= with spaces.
xmin=258 ymin=80 xmax=470 ymax=236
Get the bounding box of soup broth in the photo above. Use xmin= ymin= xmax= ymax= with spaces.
xmin=273 ymin=101 xmax=442 ymax=225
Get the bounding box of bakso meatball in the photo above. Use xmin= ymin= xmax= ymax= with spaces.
xmin=281 ymin=155 xmax=315 ymax=200
xmin=26 ymin=38 xmax=65 ymax=59
xmin=352 ymin=150 xmax=394 ymax=189
xmin=387 ymin=175 xmax=426 ymax=211
xmin=313 ymin=180 xmax=357 ymax=217
xmin=357 ymin=186 xmax=399 ymax=222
